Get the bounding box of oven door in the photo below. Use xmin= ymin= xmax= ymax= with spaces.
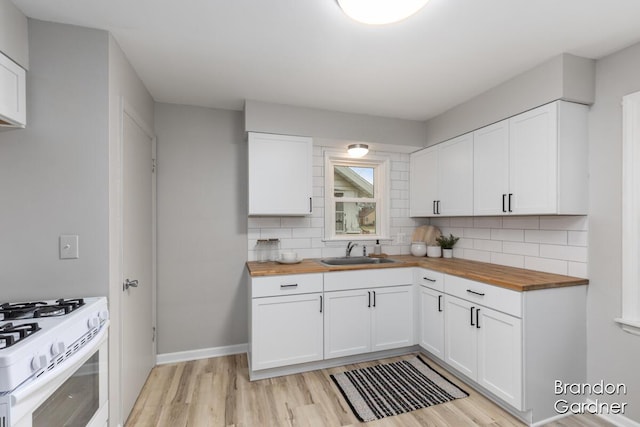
xmin=9 ymin=326 xmax=109 ymax=427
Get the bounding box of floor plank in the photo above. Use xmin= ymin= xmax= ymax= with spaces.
xmin=125 ymin=353 xmax=614 ymax=427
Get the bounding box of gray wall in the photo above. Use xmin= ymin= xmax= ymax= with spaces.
xmin=245 ymin=99 xmax=427 ymax=147
xmin=0 ymin=20 xmax=109 ymax=301
xmin=587 ymin=41 xmax=640 ymax=422
xmin=424 ymin=54 xmax=595 ymax=145
xmin=155 ymin=103 xmax=247 ymax=354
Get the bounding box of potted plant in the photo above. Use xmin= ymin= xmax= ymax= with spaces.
xmin=436 ymin=233 xmax=460 ymax=258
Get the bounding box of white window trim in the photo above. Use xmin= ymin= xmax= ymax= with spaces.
xmin=324 ymin=150 xmax=390 ymax=241
xmin=616 ymin=90 xmax=640 ymax=336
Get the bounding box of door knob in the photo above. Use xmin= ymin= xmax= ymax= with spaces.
xmin=123 ymin=278 xmax=139 ymax=291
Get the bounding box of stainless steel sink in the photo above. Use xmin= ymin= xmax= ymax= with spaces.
xmin=320 ymin=256 xmax=397 ymax=266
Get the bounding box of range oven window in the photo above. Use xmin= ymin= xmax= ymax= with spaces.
xmin=32 ymin=352 xmax=100 ymax=427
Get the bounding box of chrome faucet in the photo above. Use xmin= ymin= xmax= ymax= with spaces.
xmin=346 ymin=241 xmax=358 ymax=257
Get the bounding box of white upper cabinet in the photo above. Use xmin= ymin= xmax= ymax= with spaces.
xmin=473 ymin=120 xmax=509 ymax=215
xmin=248 ymin=132 xmax=313 ymax=216
xmin=410 ymin=133 xmax=473 ymax=217
xmin=474 ymin=101 xmax=588 ymax=215
xmin=0 ymin=52 xmax=26 ymax=128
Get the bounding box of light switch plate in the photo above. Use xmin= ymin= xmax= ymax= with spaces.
xmin=60 ymin=235 xmax=79 ymax=259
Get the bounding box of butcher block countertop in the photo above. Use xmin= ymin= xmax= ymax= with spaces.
xmin=246 ymin=255 xmax=588 ymax=292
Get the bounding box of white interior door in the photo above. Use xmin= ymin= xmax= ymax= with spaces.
xmin=121 ymin=110 xmax=155 ymax=422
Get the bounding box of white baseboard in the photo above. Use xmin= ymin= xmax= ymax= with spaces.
xmin=156 ymin=343 xmax=248 ymax=365
xmin=585 ymin=400 xmax=640 ymax=427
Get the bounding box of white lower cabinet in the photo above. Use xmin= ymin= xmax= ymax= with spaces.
xmin=324 ymin=285 xmax=413 ymax=359
xmin=444 ymin=294 xmax=523 ymax=409
xmin=250 ymin=273 xmax=324 ymax=371
xmin=418 ymin=285 xmax=444 ymax=359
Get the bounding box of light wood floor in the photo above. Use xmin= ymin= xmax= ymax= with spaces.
xmin=125 ymin=353 xmax=613 ymax=427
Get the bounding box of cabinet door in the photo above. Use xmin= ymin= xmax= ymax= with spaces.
xmin=324 ymin=289 xmax=371 ymax=359
xmin=438 ymin=133 xmax=474 ymax=216
xmin=509 ymin=103 xmax=558 ymax=214
xmin=444 ymin=295 xmax=477 ymax=379
xmin=477 ymin=306 xmax=523 ymax=410
xmin=419 ymin=286 xmax=444 ymax=359
xmin=248 ymin=133 xmax=313 ymax=216
xmin=252 ymin=293 xmax=324 ymax=370
xmin=410 ymin=146 xmax=439 ymax=217
xmin=0 ymin=52 xmax=26 ymax=127
xmin=371 ymin=285 xmax=414 ymax=352
xmin=474 ymin=120 xmax=509 ymax=215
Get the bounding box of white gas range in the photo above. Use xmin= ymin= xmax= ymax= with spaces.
xmin=0 ymin=297 xmax=109 ymax=427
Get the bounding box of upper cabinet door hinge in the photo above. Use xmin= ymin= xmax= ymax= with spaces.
xmin=152 ymin=158 xmax=157 ymax=173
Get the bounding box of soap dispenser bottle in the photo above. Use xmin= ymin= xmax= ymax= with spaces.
xmin=374 ymin=239 xmax=381 ymax=255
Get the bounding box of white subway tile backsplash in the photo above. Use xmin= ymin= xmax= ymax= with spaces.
xmin=281 ymin=238 xmax=312 ymax=249
xmin=491 ymin=252 xmax=525 ymax=269
xmin=292 ymin=228 xmax=323 ymax=238
xmin=474 ymin=239 xmax=503 ymax=252
xmin=248 ymin=217 xmax=281 ymax=228
xmin=474 ymin=217 xmax=502 ymax=229
xmin=391 ymin=180 xmax=409 ymax=191
xmin=539 ymin=244 xmax=588 ymax=262
xmin=457 ymin=237 xmax=474 ymax=249
xmin=430 ymin=217 xmax=451 ymax=227
xmin=391 ymin=161 xmax=409 ymax=172
xmin=463 ymin=249 xmax=492 ymax=263
xmin=490 ymin=229 xmax=524 ymax=242
xmin=502 ymin=216 xmax=540 ymax=230
xmin=568 ymin=262 xmax=588 ymax=278
xmin=525 ymin=230 xmax=568 ymax=245
xmin=502 ymin=241 xmax=539 ymax=257
xmin=539 ymin=216 xmax=588 ymax=231
xmin=525 ymin=257 xmax=568 ymax=275
xmin=568 ymin=231 xmax=588 ymax=247
xmin=261 ymin=228 xmax=292 ymax=239
xmin=450 ymin=217 xmax=474 ymax=227
xmin=281 ymin=217 xmax=311 ymax=228
xmin=464 ymin=228 xmax=491 ymax=239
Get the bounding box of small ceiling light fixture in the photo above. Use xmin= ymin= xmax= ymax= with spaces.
xmin=337 ymin=0 xmax=430 ymax=25
xmin=347 ymin=143 xmax=369 ymax=157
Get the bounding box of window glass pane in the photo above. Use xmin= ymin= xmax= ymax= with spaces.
xmin=334 ymin=166 xmax=374 ymax=198
xmin=335 ymin=202 xmax=376 ymax=235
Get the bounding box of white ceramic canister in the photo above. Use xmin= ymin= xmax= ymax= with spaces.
xmin=427 ymin=245 xmax=442 ymax=258
xmin=410 ymin=242 xmax=427 ymax=257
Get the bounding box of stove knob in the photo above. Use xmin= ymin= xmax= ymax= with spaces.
xmin=99 ymin=310 xmax=110 ymax=321
xmin=31 ymin=354 xmax=47 ymax=371
xmin=51 ymin=341 xmax=66 ymax=356
xmin=88 ymin=316 xmax=99 ymax=329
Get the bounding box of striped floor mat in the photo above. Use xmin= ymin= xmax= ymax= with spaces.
xmin=330 ymin=356 xmax=468 ymax=422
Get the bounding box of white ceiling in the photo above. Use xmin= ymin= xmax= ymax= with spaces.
xmin=12 ymin=0 xmax=640 ymax=121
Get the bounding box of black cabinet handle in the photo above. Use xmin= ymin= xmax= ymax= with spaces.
xmin=438 ymin=295 xmax=443 ymax=312
xmin=423 ymin=277 xmax=436 ymax=282
xmin=373 ymin=291 xmax=376 ymax=307
xmin=466 ymin=289 xmax=485 ymax=296
xmin=309 ymin=197 xmax=313 ymax=213
xmin=320 ymin=295 xmax=323 ymax=313
xmin=368 ymin=291 xmax=371 ymax=308
xmin=502 ymin=194 xmax=507 ymax=213
xmin=508 ymin=193 xmax=513 ymax=212
xmin=470 ymin=306 xmax=475 ymax=326
xmin=433 ymin=200 xmax=436 ymax=215
xmin=437 ymin=200 xmax=441 ymax=215
xmin=280 ymin=284 xmax=298 ymax=289
xmin=476 ymin=308 xmax=481 ymax=329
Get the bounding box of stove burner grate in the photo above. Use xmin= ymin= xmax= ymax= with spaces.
xmin=0 ymin=298 xmax=85 ymax=320
xmin=0 ymin=322 xmax=41 ymax=349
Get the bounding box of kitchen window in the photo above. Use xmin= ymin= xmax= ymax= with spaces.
xmin=324 ymin=152 xmax=389 ymax=241
xmin=618 ymin=90 xmax=640 ymax=336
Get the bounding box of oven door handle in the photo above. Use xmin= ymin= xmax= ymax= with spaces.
xmin=10 ymin=321 xmax=109 ymax=406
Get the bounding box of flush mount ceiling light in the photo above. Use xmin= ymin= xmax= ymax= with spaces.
xmin=337 ymin=0 xmax=430 ymax=25
xmin=347 ymin=143 xmax=369 ymax=157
